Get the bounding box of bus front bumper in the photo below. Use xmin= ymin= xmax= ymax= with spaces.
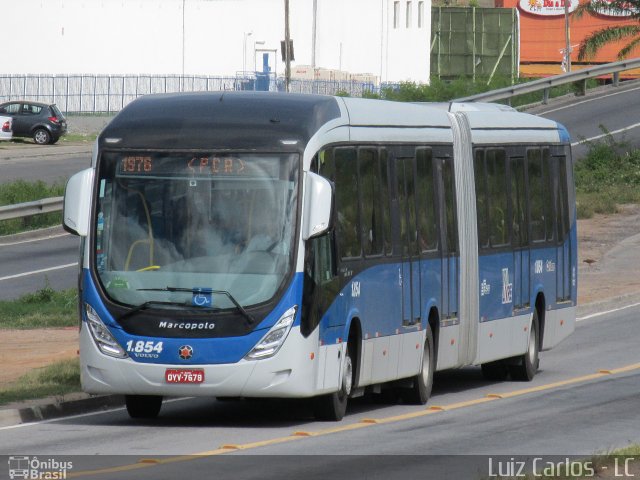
xmin=79 ymin=326 xmax=326 ymax=398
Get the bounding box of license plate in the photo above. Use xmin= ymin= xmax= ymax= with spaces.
xmin=165 ymin=368 xmax=205 ymax=384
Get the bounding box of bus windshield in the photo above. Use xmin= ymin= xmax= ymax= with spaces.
xmin=94 ymin=151 xmax=299 ymax=311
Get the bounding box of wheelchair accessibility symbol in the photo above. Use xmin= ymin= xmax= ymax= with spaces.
xmin=192 ymin=288 xmax=213 ymax=307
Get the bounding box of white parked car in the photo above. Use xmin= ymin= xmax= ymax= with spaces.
xmin=0 ymin=115 xmax=12 ymax=141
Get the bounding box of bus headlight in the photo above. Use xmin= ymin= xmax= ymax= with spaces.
xmin=85 ymin=303 xmax=127 ymax=358
xmin=245 ymin=306 xmax=297 ymax=360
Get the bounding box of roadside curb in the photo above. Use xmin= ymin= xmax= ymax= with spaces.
xmin=577 ymin=291 xmax=640 ymax=319
xmin=1 ymin=294 xmax=639 ymax=428
xmin=0 ymin=144 xmax=92 ymax=160
xmin=0 ymin=225 xmax=69 ymax=246
xmin=0 ymin=393 xmax=124 ymax=428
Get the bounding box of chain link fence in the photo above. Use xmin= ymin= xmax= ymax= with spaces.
xmin=0 ymin=74 xmax=380 ymax=114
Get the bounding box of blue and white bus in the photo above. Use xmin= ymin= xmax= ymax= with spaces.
xmin=63 ymin=92 xmax=577 ymax=421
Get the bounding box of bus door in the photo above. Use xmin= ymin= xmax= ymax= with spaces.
xmin=393 ymin=155 xmax=421 ymax=326
xmin=554 ymin=155 xmax=572 ymax=302
xmin=435 ymin=157 xmax=459 ymax=321
xmin=510 ymin=156 xmax=530 ymax=310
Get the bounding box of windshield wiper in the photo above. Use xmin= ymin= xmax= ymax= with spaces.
xmin=136 ymin=287 xmax=256 ymax=324
xmin=118 ymin=300 xmax=193 ymax=322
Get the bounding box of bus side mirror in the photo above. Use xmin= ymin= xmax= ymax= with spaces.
xmin=302 ymin=172 xmax=333 ymax=241
xmin=63 ymin=168 xmax=94 ymax=237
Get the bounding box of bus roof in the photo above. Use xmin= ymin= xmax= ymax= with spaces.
xmin=99 ymin=91 xmax=342 ymax=151
xmin=98 ymin=92 xmax=566 ymax=151
xmin=340 ymin=97 xmax=452 ymax=129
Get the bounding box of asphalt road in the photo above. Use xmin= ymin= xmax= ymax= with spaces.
xmin=1 ymin=97 xmax=640 ymax=478
xmin=0 ymin=302 xmax=638 ymax=478
xmin=0 ymin=143 xmax=92 ymax=185
xmin=0 ymin=229 xmax=79 ymax=300
xmin=528 ymin=80 xmax=640 ymax=160
xmin=3 ymin=85 xmax=640 ymax=301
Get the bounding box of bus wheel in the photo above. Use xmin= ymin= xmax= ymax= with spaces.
xmin=509 ymin=310 xmax=540 ymax=381
xmin=404 ymin=328 xmax=434 ymax=404
xmin=481 ymin=360 xmax=509 ymax=381
xmin=313 ymin=346 xmax=353 ymax=421
xmin=125 ymin=395 xmax=163 ymax=419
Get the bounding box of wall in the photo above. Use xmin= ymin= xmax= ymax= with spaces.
xmin=0 ymin=0 xmax=431 ymax=83
xmin=501 ymin=0 xmax=638 ymax=65
xmin=314 ymin=0 xmax=431 ymax=82
xmin=431 ymin=7 xmax=519 ymax=80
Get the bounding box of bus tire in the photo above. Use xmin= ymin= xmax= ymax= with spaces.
xmin=509 ymin=310 xmax=540 ymax=381
xmin=313 ymin=346 xmax=353 ymax=421
xmin=481 ymin=360 xmax=509 ymax=381
xmin=404 ymin=327 xmax=434 ymax=405
xmin=125 ymin=395 xmax=163 ymax=419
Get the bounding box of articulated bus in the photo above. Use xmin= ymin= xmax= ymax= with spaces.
xmin=63 ymin=92 xmax=576 ymax=421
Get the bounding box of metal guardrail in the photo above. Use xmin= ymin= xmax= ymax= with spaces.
xmin=455 ymin=57 xmax=640 ymax=104
xmin=0 ymin=197 xmax=63 ymax=221
xmin=3 ymin=59 xmax=639 ymax=218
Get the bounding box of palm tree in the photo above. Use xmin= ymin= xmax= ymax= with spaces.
xmin=574 ymin=0 xmax=640 ymax=61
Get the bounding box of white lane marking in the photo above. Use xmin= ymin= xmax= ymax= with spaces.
xmin=0 ymin=407 xmax=127 ymax=431
xmin=0 ymin=398 xmax=192 ymax=431
xmin=0 ymin=232 xmax=71 ymax=247
xmin=571 ymin=122 xmax=640 ymax=147
xmin=0 ymin=302 xmax=638 ymax=430
xmin=577 ymin=302 xmax=640 ymax=322
xmin=0 ymin=263 xmax=78 ymax=281
xmin=538 ymin=85 xmax=640 ymax=115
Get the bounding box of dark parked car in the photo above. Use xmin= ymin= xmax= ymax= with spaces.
xmin=0 ymin=100 xmax=67 ymax=144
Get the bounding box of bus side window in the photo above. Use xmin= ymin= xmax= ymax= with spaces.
xmin=474 ymin=149 xmax=490 ymax=249
xmin=318 ymin=148 xmax=335 ymax=181
xmin=442 ymin=157 xmax=458 ymax=254
xmin=543 ymin=149 xmax=555 ymax=242
xmin=359 ymin=148 xmax=384 ymax=257
xmin=312 ymin=233 xmax=336 ymax=285
xmin=556 ymin=156 xmax=571 ymax=243
xmin=334 ymin=147 xmax=361 ymax=259
xmin=380 ymin=148 xmax=393 ymax=255
xmin=416 ymin=148 xmax=438 ymax=253
xmin=302 ymin=231 xmax=338 ymax=337
xmin=528 ymin=148 xmax=546 ymax=243
xmin=486 ymin=149 xmax=509 ymax=248
xmin=510 ymin=156 xmax=528 ymax=247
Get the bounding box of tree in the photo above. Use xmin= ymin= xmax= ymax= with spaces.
xmin=575 ymin=0 xmax=640 ymax=61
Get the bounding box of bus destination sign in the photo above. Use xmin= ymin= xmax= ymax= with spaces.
xmin=118 ymin=154 xmax=272 ymax=178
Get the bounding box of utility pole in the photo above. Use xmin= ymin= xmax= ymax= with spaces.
xmin=564 ymin=0 xmax=571 ymax=72
xmin=284 ymin=0 xmax=291 ymax=92
xmin=311 ymin=0 xmax=317 ymax=69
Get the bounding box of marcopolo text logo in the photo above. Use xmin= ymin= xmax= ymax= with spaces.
xmin=8 ymin=456 xmax=73 ymax=480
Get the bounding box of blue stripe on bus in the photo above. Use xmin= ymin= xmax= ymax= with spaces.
xmin=316 ymin=235 xmax=576 ymax=345
xmin=556 ymin=123 xmax=570 ymax=144
xmin=81 ymin=269 xmax=304 ymax=365
xmin=317 ymin=259 xmax=443 ymax=346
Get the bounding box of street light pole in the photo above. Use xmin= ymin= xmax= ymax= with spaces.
xmin=182 ymin=0 xmax=186 ymax=82
xmin=243 ymin=31 xmax=252 ymax=77
xmin=564 ymin=0 xmax=571 ymax=72
xmin=284 ymin=0 xmax=291 ymax=92
xmin=312 ymin=0 xmax=317 ymax=69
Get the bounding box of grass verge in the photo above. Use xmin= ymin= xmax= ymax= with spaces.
xmin=575 ymin=132 xmax=640 ymax=218
xmin=59 ymin=133 xmax=97 ymax=143
xmin=0 ymin=285 xmax=78 ymax=329
xmin=340 ymin=75 xmax=601 ymax=107
xmin=0 ymin=180 xmax=65 ymax=236
xmin=0 ymin=134 xmax=96 ymax=146
xmin=0 ymin=358 xmax=80 ymax=406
